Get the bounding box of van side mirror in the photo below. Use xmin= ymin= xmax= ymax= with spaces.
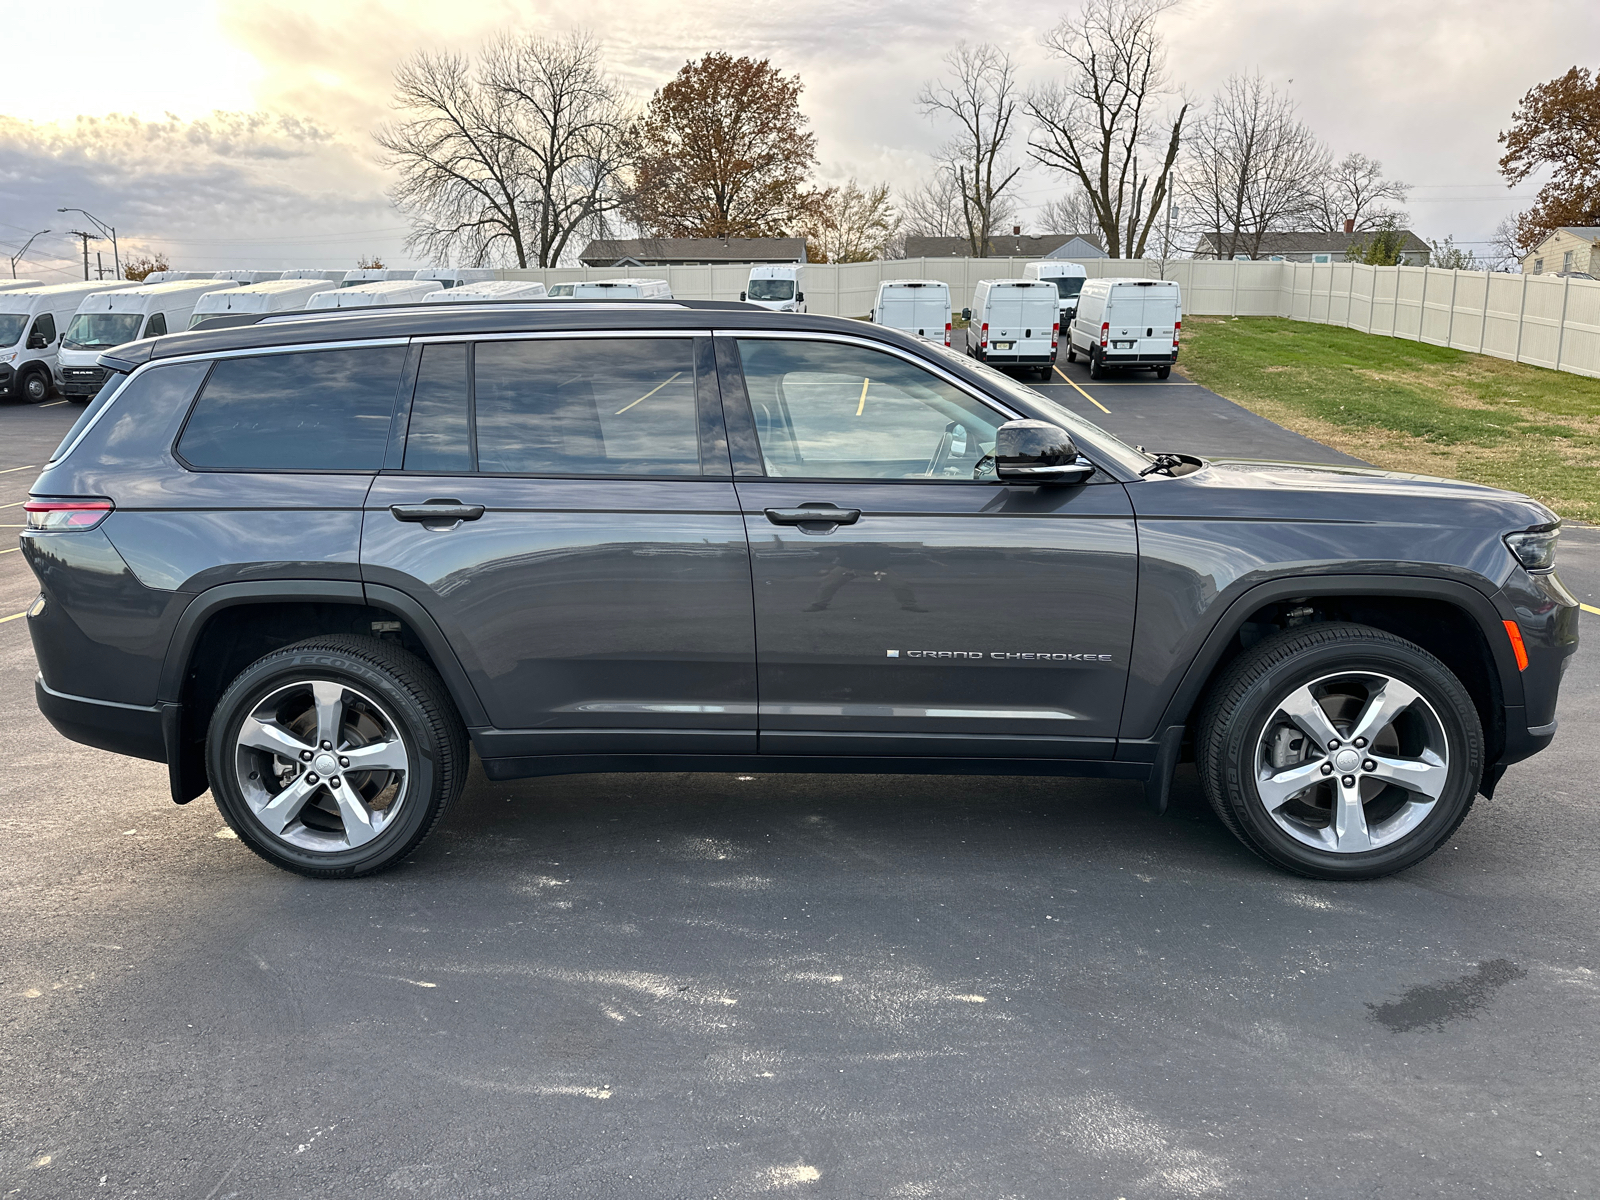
xmin=961 ymin=308 xmax=972 ymax=321
xmin=795 ymin=291 xmax=804 ymax=302
xmin=26 ymin=331 xmax=47 ymax=350
xmin=994 ymin=420 xmax=1094 ymax=485
xmin=739 ymin=291 xmax=747 ymax=302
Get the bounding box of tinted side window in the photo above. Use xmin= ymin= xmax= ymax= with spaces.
xmin=473 ymin=339 xmax=699 ymax=475
xmin=177 ymin=346 xmax=406 ymax=470
xmin=144 ymin=312 xmax=167 ymax=337
xmin=736 ymin=339 xmax=1003 ymax=479
xmin=32 ymin=314 xmax=56 ymax=344
xmin=403 ymin=343 xmax=471 ymax=472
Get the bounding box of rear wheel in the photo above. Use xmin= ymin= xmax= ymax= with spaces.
xmin=1087 ymin=348 xmax=1104 ymax=379
xmin=208 ymin=635 xmax=468 ymax=878
xmin=22 ymin=370 xmax=49 ymax=403
xmin=1198 ymin=622 xmax=1483 ymax=880
xmin=1156 ymin=365 xmax=1172 ymax=380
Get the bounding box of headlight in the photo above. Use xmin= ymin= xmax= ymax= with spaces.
xmin=1504 ymin=522 xmax=1560 ymax=573
xmin=0 ymin=351 xmax=16 ymax=363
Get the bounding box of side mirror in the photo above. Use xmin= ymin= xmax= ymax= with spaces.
xmin=961 ymin=307 xmax=972 ymax=321
xmin=994 ymin=420 xmax=1094 ymax=485
xmin=739 ymin=291 xmax=747 ymax=302
xmin=26 ymin=332 xmax=47 ymax=350
xmin=795 ymin=291 xmax=804 ymax=302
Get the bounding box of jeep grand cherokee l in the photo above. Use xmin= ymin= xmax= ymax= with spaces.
xmin=19 ymin=300 xmax=1579 ymax=880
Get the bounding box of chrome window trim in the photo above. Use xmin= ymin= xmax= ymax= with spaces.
xmin=147 ymin=336 xmax=412 ymax=367
xmin=259 ymin=301 xmax=690 ymax=326
xmin=410 ymin=328 xmax=708 ymax=346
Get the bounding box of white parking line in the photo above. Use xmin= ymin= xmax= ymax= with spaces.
xmin=39 ymin=400 xmax=66 ymax=407
xmin=0 ymin=464 xmax=36 ymax=474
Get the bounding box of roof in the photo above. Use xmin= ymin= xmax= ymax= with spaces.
xmin=1196 ymin=230 xmax=1429 ymax=256
xmin=1558 ymin=227 xmax=1600 ymax=242
xmin=902 ymin=233 xmax=1104 ymax=259
xmin=579 ymin=238 xmax=806 ymax=265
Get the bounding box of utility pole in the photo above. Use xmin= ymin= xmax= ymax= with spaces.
xmin=96 ymin=251 xmax=107 ymax=280
xmin=67 ymin=230 xmax=98 ymax=280
xmin=8 ymin=228 xmax=49 ymax=278
xmin=58 ymin=207 xmax=119 ymax=278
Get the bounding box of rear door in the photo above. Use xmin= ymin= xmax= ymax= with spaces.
xmin=987 ymin=288 xmax=1025 ymax=352
xmin=361 ymin=333 xmax=757 ymax=760
xmin=721 ymin=333 xmax=1138 ymax=760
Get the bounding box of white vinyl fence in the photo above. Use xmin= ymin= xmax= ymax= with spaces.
xmin=498 ymin=257 xmax=1600 ymax=381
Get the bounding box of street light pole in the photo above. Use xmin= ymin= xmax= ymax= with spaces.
xmin=57 ymin=207 xmax=119 ymax=278
xmin=8 ymin=228 xmax=49 ymax=278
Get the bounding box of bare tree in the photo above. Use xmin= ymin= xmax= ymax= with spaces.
xmin=376 ymin=32 xmax=628 ymax=268
xmin=1181 ymin=73 xmax=1328 ymax=260
xmin=1490 ymin=213 xmax=1535 ymax=272
xmin=483 ymin=32 xmax=629 ymax=267
xmin=1038 ymin=189 xmax=1098 ymax=234
xmin=1307 ymin=152 xmax=1409 ymax=232
xmin=807 ymin=180 xmax=901 ymax=262
xmin=918 ymin=44 xmax=1024 ymax=256
xmin=1027 ymin=0 xmax=1187 ymax=259
xmin=900 ymin=169 xmax=976 ymax=238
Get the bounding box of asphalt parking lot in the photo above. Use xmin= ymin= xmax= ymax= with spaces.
xmin=3 ymin=387 xmax=1599 ymax=1199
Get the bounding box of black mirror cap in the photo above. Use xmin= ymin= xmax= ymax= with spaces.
xmin=739 ymin=291 xmax=747 ymax=301
xmin=961 ymin=307 xmax=972 ymax=321
xmin=995 ymin=419 xmax=1093 ymax=484
xmin=796 ymin=291 xmax=804 ymax=302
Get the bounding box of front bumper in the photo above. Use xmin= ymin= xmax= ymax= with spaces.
xmin=58 ymin=365 xmax=109 ymax=397
xmin=0 ymin=363 xmax=13 ymax=398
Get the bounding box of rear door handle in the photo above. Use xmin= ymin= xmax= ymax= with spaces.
xmin=764 ymin=505 xmax=861 ymax=527
xmin=390 ymin=500 xmax=485 ymax=524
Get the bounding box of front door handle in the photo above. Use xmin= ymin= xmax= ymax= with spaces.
xmin=764 ymin=505 xmax=861 ymax=527
xmin=390 ymin=500 xmax=485 ymax=524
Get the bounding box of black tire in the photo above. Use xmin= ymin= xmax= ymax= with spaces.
xmin=1065 ymin=344 xmax=1077 ymax=363
xmin=1087 ymin=347 xmax=1104 ymax=379
xmin=207 ymin=635 xmax=468 ymax=878
xmin=1197 ymin=622 xmax=1483 ymax=880
xmin=1155 ymin=365 xmax=1172 ymax=380
xmin=22 ymin=370 xmax=49 ymax=403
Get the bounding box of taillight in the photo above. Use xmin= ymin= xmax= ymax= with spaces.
xmin=980 ymin=322 xmax=989 ymax=348
xmin=24 ymin=499 xmax=113 ymax=531
xmin=1173 ymin=319 xmax=1181 ymax=349
xmin=944 ymin=321 xmax=952 ymax=347
xmin=1100 ymin=321 xmax=1110 ymax=348
xmin=1051 ymin=321 xmax=1060 ymax=350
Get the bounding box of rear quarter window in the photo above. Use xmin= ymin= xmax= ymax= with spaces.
xmin=176 ymin=346 xmax=405 ymax=471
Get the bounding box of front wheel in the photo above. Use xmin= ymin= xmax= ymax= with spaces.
xmin=1065 ymin=345 xmax=1077 ymax=363
xmin=22 ymin=371 xmax=49 ymax=403
xmin=1198 ymin=622 xmax=1483 ymax=880
xmin=207 ymin=635 xmax=468 ymax=878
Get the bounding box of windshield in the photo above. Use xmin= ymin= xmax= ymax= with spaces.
xmin=1051 ymin=277 xmax=1085 ymax=300
xmin=64 ymin=312 xmax=145 ymax=350
xmin=748 ymin=279 xmax=795 ymax=301
xmin=0 ymin=314 xmax=26 ymax=346
xmin=921 ymin=341 xmax=1151 ymax=476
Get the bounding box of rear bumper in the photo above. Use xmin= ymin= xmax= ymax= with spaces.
xmin=35 ymin=674 xmax=168 ymax=763
xmin=1101 ymin=351 xmax=1179 ymax=365
xmin=981 ymin=352 xmax=1055 ymax=364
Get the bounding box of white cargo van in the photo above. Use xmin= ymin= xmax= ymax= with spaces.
xmin=965 ymin=279 xmax=1060 ymax=376
xmin=142 ymin=271 xmax=217 ymax=283
xmin=56 ymin=280 xmax=233 ymax=396
xmin=341 ymin=268 xmax=420 ymax=287
xmin=1024 ymin=261 xmax=1089 ymax=326
xmin=306 ymin=280 xmax=444 ymax=309
xmin=188 ymin=279 xmax=330 ymax=328
xmin=742 ymin=264 xmax=804 ymax=312
xmin=571 ymin=278 xmax=672 ymax=299
xmin=870 ymin=280 xmax=952 ymax=345
xmin=424 ymin=280 xmax=549 ymax=303
xmin=212 ymin=269 xmax=284 ymax=284
xmin=1066 ymin=278 xmax=1181 ymax=379
xmin=0 ymin=281 xmax=137 ymax=402
xmin=279 ymin=269 xmax=347 ymax=282
xmin=0 ymin=279 xmax=43 ymax=291
xmin=414 ymin=267 xmax=498 ymax=290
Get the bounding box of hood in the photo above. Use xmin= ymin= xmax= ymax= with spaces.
xmin=1133 ymin=455 xmax=1558 ymax=531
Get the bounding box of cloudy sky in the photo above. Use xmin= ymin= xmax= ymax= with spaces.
xmin=0 ymin=0 xmax=1592 ymax=279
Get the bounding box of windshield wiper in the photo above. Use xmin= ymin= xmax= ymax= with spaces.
xmin=1138 ymin=452 xmax=1186 ymax=477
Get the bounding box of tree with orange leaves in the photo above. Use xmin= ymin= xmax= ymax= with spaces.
xmin=625 ymin=53 xmax=830 ymax=239
xmin=1498 ymin=66 xmax=1600 ymax=249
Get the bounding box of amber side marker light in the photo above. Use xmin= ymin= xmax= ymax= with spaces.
xmin=1503 ymin=620 xmax=1529 ymax=671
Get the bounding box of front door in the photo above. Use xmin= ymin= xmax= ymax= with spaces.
xmin=361 ymin=334 xmax=757 ymax=760
xmin=721 ymin=335 xmax=1138 ymax=759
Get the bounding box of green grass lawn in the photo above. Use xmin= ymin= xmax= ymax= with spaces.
xmin=1177 ymin=317 xmax=1600 ymax=522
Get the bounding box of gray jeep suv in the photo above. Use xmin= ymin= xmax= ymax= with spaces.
xmin=20 ymin=300 xmax=1579 ymax=880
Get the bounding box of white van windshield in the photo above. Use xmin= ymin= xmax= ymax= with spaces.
xmin=64 ymin=312 xmax=144 ymax=349
xmin=0 ymin=314 xmax=26 ymax=346
xmin=1051 ymin=277 xmax=1085 ymax=299
xmin=748 ymin=279 xmax=795 ymax=301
